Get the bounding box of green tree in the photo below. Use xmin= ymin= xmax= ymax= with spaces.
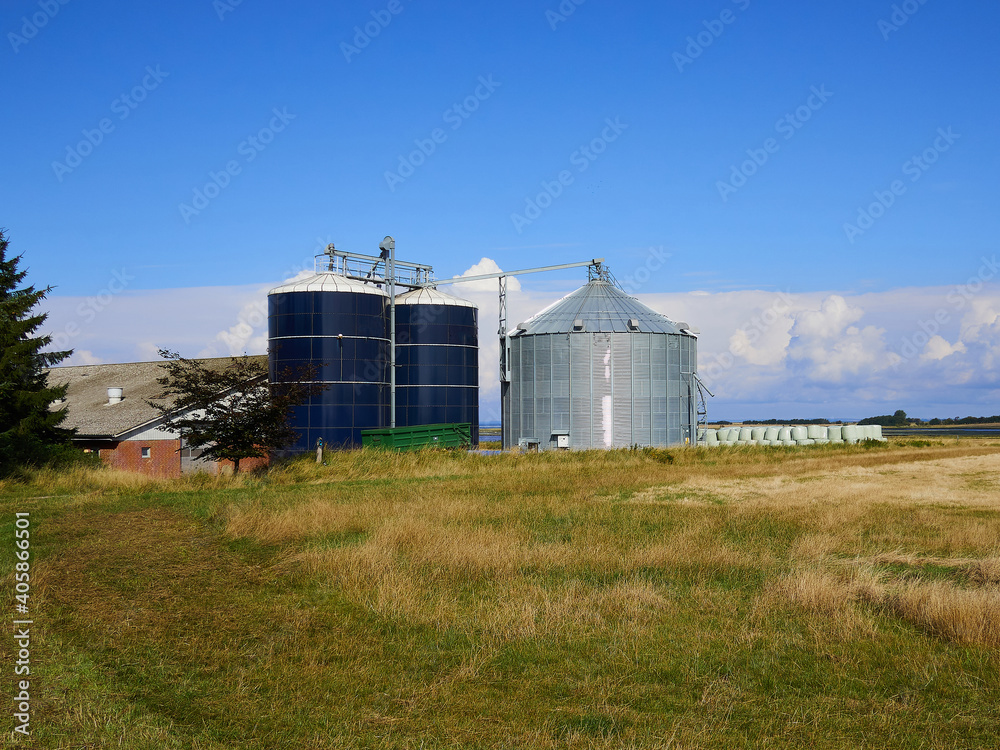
xmin=860 ymin=410 xmax=911 ymax=426
xmin=148 ymin=350 xmax=323 ymax=474
xmin=0 ymin=230 xmax=73 ymax=474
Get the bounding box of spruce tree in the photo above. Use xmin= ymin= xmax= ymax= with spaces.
xmin=0 ymin=229 xmax=73 ymax=472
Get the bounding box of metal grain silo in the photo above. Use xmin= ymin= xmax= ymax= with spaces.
xmin=394 ymin=287 xmax=479 ymax=445
xmin=502 ymin=278 xmax=698 ymax=450
xmin=268 ymin=272 xmax=389 ymax=451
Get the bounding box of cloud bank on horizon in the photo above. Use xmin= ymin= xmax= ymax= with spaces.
xmin=42 ymin=256 xmax=1000 ymax=422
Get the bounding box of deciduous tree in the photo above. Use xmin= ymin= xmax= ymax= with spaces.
xmin=149 ymin=350 xmax=322 ymax=474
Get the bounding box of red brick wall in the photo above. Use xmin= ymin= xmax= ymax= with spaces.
xmin=95 ymin=441 xmax=270 ymax=478
xmin=101 ymin=440 xmax=182 ymax=478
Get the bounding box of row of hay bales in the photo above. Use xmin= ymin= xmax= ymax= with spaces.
xmin=698 ymin=424 xmax=886 ymax=447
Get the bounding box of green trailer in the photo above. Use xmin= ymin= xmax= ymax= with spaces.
xmin=361 ymin=423 xmax=472 ymax=451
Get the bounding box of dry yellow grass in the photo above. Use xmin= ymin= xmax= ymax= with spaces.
xmin=775 ymin=566 xmax=1000 ymax=648
xmin=286 ymin=524 xmax=680 ymax=641
xmin=218 ymin=443 xmax=1000 ymax=653
xmin=11 ymin=440 xmax=1000 ymax=748
xmin=0 ymin=461 xmax=265 ymax=499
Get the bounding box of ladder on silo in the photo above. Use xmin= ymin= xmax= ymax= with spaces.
xmin=694 ymin=374 xmax=713 ymax=427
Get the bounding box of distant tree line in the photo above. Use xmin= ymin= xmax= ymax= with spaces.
xmin=717 ymin=409 xmax=1000 ymax=427
xmin=716 ymin=418 xmax=835 ymax=425
xmin=737 ymin=418 xmax=833 ymax=425
xmin=925 ymin=416 xmax=1000 ymax=425
xmin=860 ymin=410 xmax=1000 ymax=426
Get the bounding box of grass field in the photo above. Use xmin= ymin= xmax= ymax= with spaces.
xmin=3 ymin=439 xmax=1000 ymax=748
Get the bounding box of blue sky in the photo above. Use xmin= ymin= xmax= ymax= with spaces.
xmin=5 ymin=0 xmax=1000 ymax=420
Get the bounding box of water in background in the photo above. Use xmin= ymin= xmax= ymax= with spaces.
xmin=882 ymin=427 xmax=1000 ymax=437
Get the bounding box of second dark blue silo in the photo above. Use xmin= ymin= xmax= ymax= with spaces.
xmin=394 ymin=287 xmax=479 ymax=445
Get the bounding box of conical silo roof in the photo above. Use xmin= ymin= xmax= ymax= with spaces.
xmin=396 ymin=286 xmax=477 ymax=308
xmin=515 ymin=280 xmax=688 ymax=335
xmin=267 ymin=272 xmax=387 ymax=296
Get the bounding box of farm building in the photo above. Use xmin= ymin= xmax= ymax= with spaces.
xmin=47 ymin=357 xmax=269 ymax=478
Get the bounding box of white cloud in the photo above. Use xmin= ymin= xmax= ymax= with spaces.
xmin=730 ymin=328 xmax=790 ymax=366
xmin=727 ymin=298 xmax=794 ymax=367
xmin=135 ymin=341 xmax=164 ymax=361
xmin=65 ymin=349 xmax=104 ymax=366
xmin=41 ymin=273 xmax=1000 ymax=421
xmin=200 ymin=299 xmax=269 ymax=358
xmin=199 ymin=268 xmax=316 ymax=358
xmin=43 ymin=284 xmax=266 ymax=363
xmin=793 ymin=322 xmax=894 ymax=383
xmin=959 ymin=300 xmax=1000 ymax=344
xmin=921 ymin=335 xmax=966 ymax=361
xmin=453 ymin=257 xmax=522 ymax=293
xmin=792 ymin=295 xmax=863 ymax=339
xmin=783 ymin=296 xmax=896 ymax=384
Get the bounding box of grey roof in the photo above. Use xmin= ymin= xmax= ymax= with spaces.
xmin=46 ymin=356 xmax=268 ymax=439
xmin=514 ymin=280 xmax=692 ymax=336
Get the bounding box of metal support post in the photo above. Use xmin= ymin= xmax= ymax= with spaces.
xmin=389 ymin=241 xmax=396 ymax=429
xmin=378 ymin=236 xmax=397 ymax=430
xmin=498 ymin=275 xmax=508 ymax=382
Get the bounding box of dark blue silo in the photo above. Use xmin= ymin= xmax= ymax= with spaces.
xmin=394 ymin=287 xmax=479 ymax=445
xmin=268 ymin=273 xmax=389 ymax=451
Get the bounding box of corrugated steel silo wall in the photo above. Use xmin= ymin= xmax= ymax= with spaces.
xmin=396 ymin=303 xmax=479 ymax=445
xmin=268 ymin=290 xmax=389 ymax=451
xmin=503 ymin=331 xmax=697 ymax=449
